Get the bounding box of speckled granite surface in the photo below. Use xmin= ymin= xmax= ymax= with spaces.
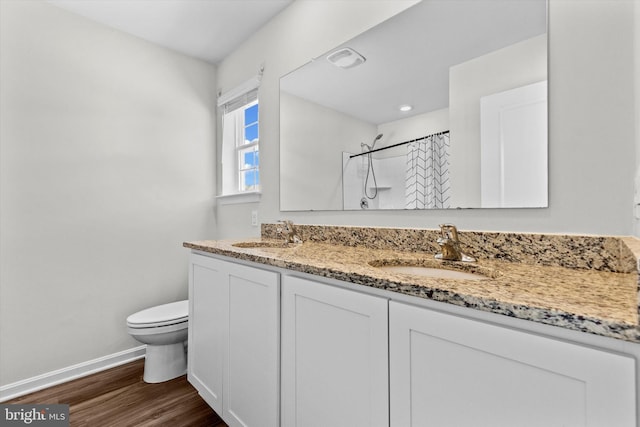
xmin=184 ymin=225 xmax=640 ymax=343
xmin=262 ymin=224 xmax=637 ymax=273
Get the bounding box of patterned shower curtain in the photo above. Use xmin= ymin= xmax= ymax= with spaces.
xmin=405 ymin=132 xmax=451 ymax=209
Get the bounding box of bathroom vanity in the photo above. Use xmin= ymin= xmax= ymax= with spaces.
xmin=185 ymin=224 xmax=640 ymax=427
xmin=188 ymin=254 xmax=279 ymax=427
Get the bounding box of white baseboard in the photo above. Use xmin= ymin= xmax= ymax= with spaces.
xmin=0 ymin=345 xmax=147 ymax=402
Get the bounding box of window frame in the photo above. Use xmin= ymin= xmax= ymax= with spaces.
xmin=216 ymin=76 xmax=262 ymax=204
xmin=236 ymin=101 xmax=259 ymax=193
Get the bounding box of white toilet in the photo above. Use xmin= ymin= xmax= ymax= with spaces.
xmin=126 ymin=300 xmax=189 ymax=383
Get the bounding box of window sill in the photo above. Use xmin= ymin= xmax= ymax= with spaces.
xmin=216 ymin=191 xmax=261 ymax=206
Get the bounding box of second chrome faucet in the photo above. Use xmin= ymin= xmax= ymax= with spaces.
xmin=277 ymin=220 xmax=302 ymax=244
xmin=435 ymin=224 xmax=476 ymax=262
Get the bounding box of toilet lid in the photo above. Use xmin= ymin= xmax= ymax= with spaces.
xmin=127 ymin=300 xmax=188 ymax=328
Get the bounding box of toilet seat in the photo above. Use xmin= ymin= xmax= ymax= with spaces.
xmin=127 ymin=300 xmax=188 ymax=328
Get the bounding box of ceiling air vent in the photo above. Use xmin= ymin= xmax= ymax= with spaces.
xmin=326 ymin=47 xmax=366 ymax=69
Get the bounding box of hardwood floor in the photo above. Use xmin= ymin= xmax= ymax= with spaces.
xmin=7 ymin=359 xmax=228 ymax=427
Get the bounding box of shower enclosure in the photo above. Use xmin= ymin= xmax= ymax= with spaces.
xmin=343 ymin=131 xmax=451 ymax=210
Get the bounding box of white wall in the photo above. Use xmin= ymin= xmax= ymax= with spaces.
xmin=0 ymin=1 xmax=216 ymax=386
xmin=216 ymin=0 xmax=637 ymax=237
xmin=635 ymin=0 xmax=640 ymax=237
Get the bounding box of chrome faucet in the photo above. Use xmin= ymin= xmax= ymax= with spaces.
xmin=435 ymin=224 xmax=475 ymax=262
xmin=277 ymin=220 xmax=302 ymax=244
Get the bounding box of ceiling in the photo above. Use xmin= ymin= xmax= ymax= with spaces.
xmin=280 ymin=0 xmax=547 ymax=125
xmin=47 ymin=0 xmax=293 ymax=64
xmin=45 ymin=0 xmax=547 ymax=126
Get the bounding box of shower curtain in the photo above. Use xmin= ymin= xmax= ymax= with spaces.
xmin=405 ymin=132 xmax=451 ymax=209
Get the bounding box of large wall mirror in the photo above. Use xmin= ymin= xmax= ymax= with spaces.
xmin=280 ymin=0 xmax=548 ymax=211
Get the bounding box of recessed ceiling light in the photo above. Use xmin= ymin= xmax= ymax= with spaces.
xmin=399 ymin=105 xmax=413 ymax=112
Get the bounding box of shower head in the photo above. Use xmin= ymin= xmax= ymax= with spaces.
xmin=371 ymin=133 xmax=383 ymax=149
xmin=361 ymin=134 xmax=384 ymax=152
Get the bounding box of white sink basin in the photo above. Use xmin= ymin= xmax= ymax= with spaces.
xmin=232 ymin=241 xmax=292 ymax=249
xmin=375 ymin=265 xmax=488 ymax=281
xmin=370 ymin=258 xmax=499 ymax=281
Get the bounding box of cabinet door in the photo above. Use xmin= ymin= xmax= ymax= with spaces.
xmin=389 ymin=301 xmax=636 ymax=427
xmin=223 ymin=262 xmax=279 ymax=427
xmin=281 ymin=276 xmax=389 ymax=427
xmin=188 ymin=253 xmax=227 ymax=414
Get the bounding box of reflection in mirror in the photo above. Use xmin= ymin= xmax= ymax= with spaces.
xmin=280 ymin=0 xmax=547 ymax=211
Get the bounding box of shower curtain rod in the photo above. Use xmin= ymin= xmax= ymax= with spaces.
xmin=349 ymin=130 xmax=450 ymax=159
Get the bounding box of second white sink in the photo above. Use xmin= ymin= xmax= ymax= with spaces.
xmin=375 ymin=265 xmax=488 ymax=281
xmin=232 ymin=241 xmax=292 ymax=249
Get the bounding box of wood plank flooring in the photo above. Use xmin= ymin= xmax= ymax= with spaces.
xmin=7 ymin=359 xmax=228 ymax=427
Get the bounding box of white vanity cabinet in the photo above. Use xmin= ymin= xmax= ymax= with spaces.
xmin=187 ymin=250 xmax=638 ymax=427
xmin=188 ymin=253 xmax=280 ymax=427
xmin=281 ymin=275 xmax=389 ymax=427
xmin=389 ymin=301 xmax=637 ymax=427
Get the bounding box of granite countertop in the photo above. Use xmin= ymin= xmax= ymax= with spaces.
xmin=184 ymin=227 xmax=640 ymax=343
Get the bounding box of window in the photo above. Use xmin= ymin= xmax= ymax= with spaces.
xmin=218 ymin=77 xmax=261 ymax=201
xmin=238 ymin=102 xmax=259 ymax=192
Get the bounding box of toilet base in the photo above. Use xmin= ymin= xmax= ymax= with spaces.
xmin=143 ymin=342 xmax=187 ymax=383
